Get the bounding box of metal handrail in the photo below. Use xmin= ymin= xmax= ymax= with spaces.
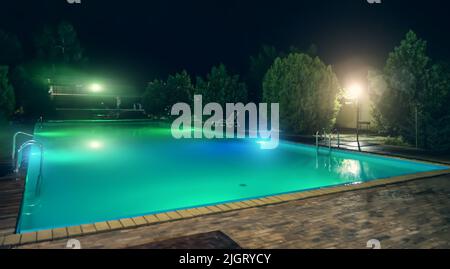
xmin=328 ymin=133 xmax=332 ymax=150
xmin=316 ymin=129 xmax=340 ymax=152
xmin=14 ymin=140 xmax=44 ymax=196
xmin=12 ymin=132 xmax=34 ymax=162
xmin=315 ymin=131 xmax=320 ymax=151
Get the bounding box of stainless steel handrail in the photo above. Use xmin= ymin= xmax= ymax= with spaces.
xmin=12 ymin=132 xmax=34 ymax=162
xmin=328 ymin=133 xmax=332 ymax=151
xmin=14 ymin=140 xmax=44 ymax=196
xmin=316 ymin=129 xmax=340 ymax=153
xmin=315 ymin=131 xmax=320 ymax=151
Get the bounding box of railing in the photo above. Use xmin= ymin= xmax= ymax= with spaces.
xmin=14 ymin=140 xmax=44 ymax=196
xmin=316 ymin=129 xmax=340 ymax=153
xmin=315 ymin=131 xmax=320 ymax=150
xmin=12 ymin=132 xmax=34 ymax=162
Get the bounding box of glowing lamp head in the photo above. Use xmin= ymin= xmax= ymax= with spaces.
xmin=89 ymin=83 xmax=103 ymax=93
xmin=345 ymin=83 xmax=363 ymax=100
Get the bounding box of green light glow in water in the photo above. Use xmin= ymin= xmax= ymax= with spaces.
xmin=17 ymin=121 xmax=448 ymax=233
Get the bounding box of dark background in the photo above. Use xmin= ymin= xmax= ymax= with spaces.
xmin=1 ymin=0 xmax=449 ymax=86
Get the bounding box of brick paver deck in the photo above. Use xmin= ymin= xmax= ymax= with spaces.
xmin=0 ymin=177 xmax=23 ymax=237
xmin=127 ymin=231 xmax=242 ymax=249
xmin=16 ymin=174 xmax=450 ymax=249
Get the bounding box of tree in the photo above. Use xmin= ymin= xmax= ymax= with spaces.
xmin=385 ymin=31 xmax=429 ymax=104
xmin=9 ymin=65 xmax=54 ymax=119
xmin=0 ymin=66 xmax=15 ymax=120
xmin=372 ymin=30 xmax=450 ymax=150
xmin=246 ymin=44 xmax=318 ymax=105
xmin=142 ymin=71 xmax=194 ymax=117
xmin=367 ymin=68 xmax=388 ymax=132
xmin=142 ymin=79 xmax=167 ymax=117
xmin=289 ymin=44 xmax=319 ymax=57
xmin=166 ymin=70 xmax=194 ymax=107
xmin=56 ymin=21 xmax=84 ymax=63
xmin=34 ymin=26 xmax=58 ymax=63
xmin=0 ymin=30 xmax=23 ymax=66
xmin=34 ymin=22 xmax=85 ymax=65
xmin=263 ymin=53 xmax=342 ymax=134
xmin=9 ymin=66 xmax=28 ymax=110
xmin=380 ymin=31 xmax=429 ymax=144
xmin=196 ymin=64 xmax=247 ymax=106
xmin=420 ymin=63 xmax=450 ymax=150
xmin=247 ymin=45 xmax=279 ymax=103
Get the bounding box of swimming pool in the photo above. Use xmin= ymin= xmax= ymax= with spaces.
xmin=17 ymin=121 xmax=449 ymax=233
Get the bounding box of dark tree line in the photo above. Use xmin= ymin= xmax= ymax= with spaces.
xmin=0 ymin=21 xmax=85 ymax=123
xmin=370 ymin=31 xmax=450 ymax=151
xmin=142 ymin=65 xmax=248 ymax=118
xmin=2 ymin=21 xmax=449 ymax=151
xmin=143 ymin=48 xmax=343 ymax=137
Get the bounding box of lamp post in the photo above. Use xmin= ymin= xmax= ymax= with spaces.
xmin=356 ymin=97 xmax=361 ymax=151
xmin=346 ymin=83 xmax=363 ymax=151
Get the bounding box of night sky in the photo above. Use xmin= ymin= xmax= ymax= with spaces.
xmin=1 ymin=0 xmax=450 ymax=87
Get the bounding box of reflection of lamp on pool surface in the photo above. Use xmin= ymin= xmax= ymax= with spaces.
xmin=339 ymin=159 xmax=361 ymax=177
xmin=88 ymin=140 xmax=103 ymax=149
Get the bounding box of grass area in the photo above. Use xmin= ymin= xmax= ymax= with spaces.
xmin=383 ymin=136 xmax=411 ymax=147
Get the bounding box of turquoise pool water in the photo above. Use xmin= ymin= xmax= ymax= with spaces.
xmin=17 ymin=121 xmax=448 ymax=233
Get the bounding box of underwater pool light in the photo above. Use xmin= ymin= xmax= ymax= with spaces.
xmin=88 ymin=140 xmax=103 ymax=149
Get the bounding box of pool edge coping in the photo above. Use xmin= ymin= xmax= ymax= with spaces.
xmin=2 ymin=168 xmax=450 ymax=248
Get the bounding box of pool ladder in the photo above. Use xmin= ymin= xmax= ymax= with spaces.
xmin=12 ymin=132 xmax=34 ymax=161
xmin=12 ymin=132 xmax=44 ymax=197
xmin=315 ymin=129 xmax=340 ymax=153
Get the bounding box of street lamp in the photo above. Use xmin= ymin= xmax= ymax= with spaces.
xmin=345 ymin=83 xmax=362 ymax=100
xmin=345 ymin=83 xmax=363 ymax=151
xmin=89 ymin=83 xmax=103 ymax=93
